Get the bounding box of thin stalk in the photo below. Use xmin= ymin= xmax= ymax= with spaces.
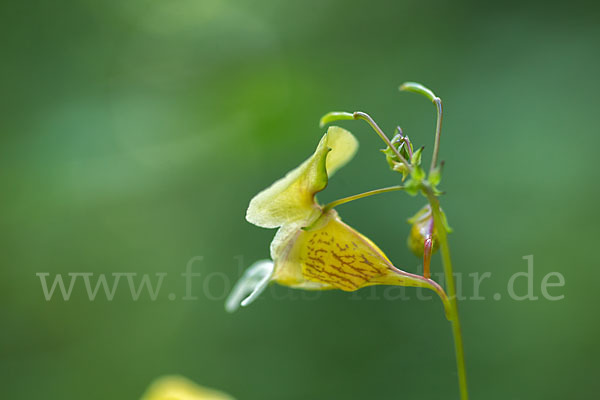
xmin=322 ymin=185 xmax=405 ymax=213
xmin=353 ymin=112 xmax=412 ymax=171
xmin=423 ymin=184 xmax=468 ymax=400
xmin=319 ymin=111 xmax=412 ymax=171
xmin=430 ymin=98 xmax=443 ymax=174
xmin=398 ymin=82 xmax=443 ymax=174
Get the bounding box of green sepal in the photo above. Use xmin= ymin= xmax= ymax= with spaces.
xmin=429 ymin=161 xmax=444 ymax=186
xmin=392 ymin=162 xmax=410 ymax=181
xmin=431 ymin=186 xmax=444 ymax=196
xmin=411 ymin=146 xmax=424 ymax=166
xmin=381 ymin=134 xmax=412 ymax=181
xmin=380 ymin=146 xmax=396 ymax=169
xmin=429 ymin=168 xmax=441 ymax=186
xmin=439 ymin=207 xmax=453 ymax=233
xmin=404 ymin=179 xmax=421 ymax=196
xmin=398 ymin=134 xmax=413 ymax=160
xmin=411 ymin=165 xmax=425 ymax=182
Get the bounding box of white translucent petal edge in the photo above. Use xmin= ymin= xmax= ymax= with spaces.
xmin=225 ymin=259 xmax=274 ymax=313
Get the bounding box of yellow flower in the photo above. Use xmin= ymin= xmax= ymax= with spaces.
xmin=226 ymin=126 xmax=449 ymax=316
xmin=141 ymin=376 xmax=235 ymax=400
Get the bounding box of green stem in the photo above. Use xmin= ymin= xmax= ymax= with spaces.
xmin=324 ymin=84 xmax=466 ymax=399
xmin=398 ymin=82 xmax=443 ymax=174
xmin=319 ymin=111 xmax=412 ymax=171
xmin=353 ymin=112 xmax=412 ymax=170
xmin=430 ymin=98 xmax=443 ymax=174
xmin=423 ymin=184 xmax=468 ymax=400
xmin=322 ymin=185 xmax=404 ymax=213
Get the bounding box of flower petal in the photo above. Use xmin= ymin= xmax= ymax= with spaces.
xmin=246 ymin=126 xmax=358 ymax=229
xmin=323 ymin=126 xmax=360 ymax=175
xmin=272 ymin=211 xmax=451 ymax=318
xmin=225 ymin=259 xmax=274 ymax=313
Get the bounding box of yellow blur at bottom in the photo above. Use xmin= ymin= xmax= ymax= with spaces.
xmin=142 ymin=376 xmax=235 ymax=400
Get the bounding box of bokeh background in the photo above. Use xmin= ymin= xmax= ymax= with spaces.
xmin=2 ymin=0 xmax=598 ymax=399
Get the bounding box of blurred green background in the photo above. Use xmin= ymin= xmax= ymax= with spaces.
xmin=2 ymin=0 xmax=598 ymax=399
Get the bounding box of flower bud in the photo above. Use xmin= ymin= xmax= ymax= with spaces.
xmin=407 ymin=204 xmax=439 ymax=258
xmin=381 ymin=133 xmax=413 ymax=181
